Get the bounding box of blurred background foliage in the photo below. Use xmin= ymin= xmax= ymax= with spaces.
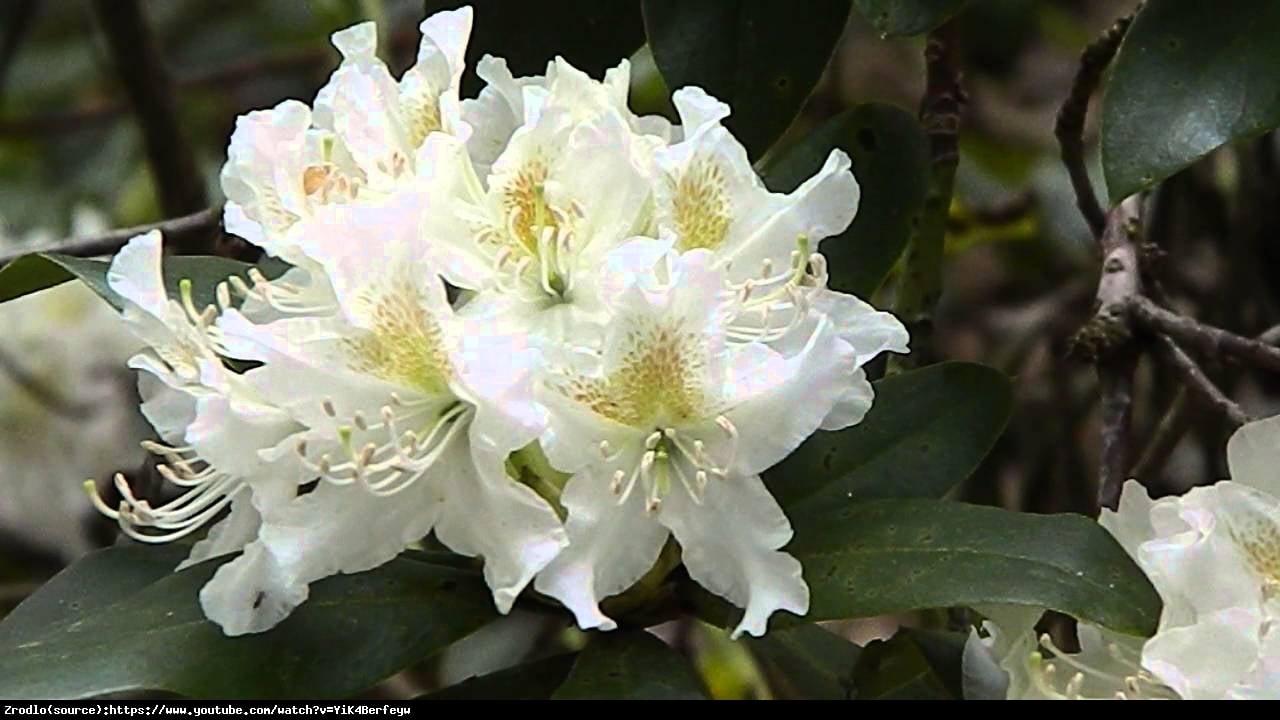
xmin=1 ymin=0 xmax=1276 ymax=699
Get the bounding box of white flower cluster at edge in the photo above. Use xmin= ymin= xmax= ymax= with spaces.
xmin=965 ymin=414 xmax=1280 ymax=699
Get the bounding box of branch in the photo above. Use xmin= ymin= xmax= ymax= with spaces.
xmin=1152 ymin=335 xmax=1250 ymax=428
xmin=1071 ymin=196 xmax=1143 ymax=511
xmin=891 ymin=22 xmax=963 ymax=372
xmin=0 ymin=207 xmax=220 ymax=266
xmin=1055 ymin=10 xmax=1136 ymax=239
xmin=1129 ymin=296 xmax=1280 ymax=372
xmin=92 ymin=0 xmax=208 ymax=226
xmin=1130 ymin=389 xmax=1189 ymax=481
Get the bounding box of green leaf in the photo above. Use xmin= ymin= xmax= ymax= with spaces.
xmin=852 ymin=0 xmax=969 ymax=37
xmin=747 ymin=625 xmax=860 ymax=700
xmin=792 ymin=499 xmax=1162 ymax=636
xmin=0 ymin=251 xmax=287 ymax=311
xmin=764 ymin=362 xmax=1013 ymax=512
xmin=425 ymin=1 xmax=645 ymax=98
xmin=0 ymin=546 xmax=499 ymax=699
xmin=762 ymin=103 xmax=930 ymax=298
xmin=852 ymin=628 xmax=965 ymax=699
xmin=1102 ymin=1 xmax=1280 ymax=200
xmin=422 ymin=654 xmax=578 ymax=700
xmin=642 ymin=0 xmax=852 ymax=159
xmin=0 ymin=254 xmax=110 ymax=305
xmin=551 ymin=631 xmax=707 ymax=700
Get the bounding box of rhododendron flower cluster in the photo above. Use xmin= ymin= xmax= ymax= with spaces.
xmin=87 ymin=7 xmax=908 ymax=639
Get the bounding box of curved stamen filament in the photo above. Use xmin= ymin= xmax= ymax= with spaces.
xmin=297 ymin=401 xmax=473 ymax=498
xmin=225 ymin=269 xmax=337 ymax=316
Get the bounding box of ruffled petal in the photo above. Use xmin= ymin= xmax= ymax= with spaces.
xmin=533 ymin=456 xmax=670 ymax=631
xmin=431 ymin=439 xmax=566 ymax=613
xmin=658 ymin=471 xmax=807 ymax=638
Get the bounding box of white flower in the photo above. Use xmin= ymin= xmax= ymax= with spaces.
xmin=461 ymin=55 xmax=677 ymax=181
xmin=964 ymin=605 xmax=1177 ymax=700
xmin=966 ymin=414 xmax=1280 ymax=700
xmin=199 ymin=196 xmax=566 ymax=635
xmin=1113 ymin=413 xmax=1280 ymax=699
xmin=219 ymin=9 xmax=475 ymax=318
xmin=652 ymin=87 xmax=908 ymax=428
xmin=532 ymin=245 xmax=859 ymax=638
xmin=418 ymin=57 xmax=660 ymax=345
xmin=85 ymin=232 xmax=303 ymax=569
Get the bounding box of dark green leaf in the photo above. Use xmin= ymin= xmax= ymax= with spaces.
xmin=765 ymin=362 xmax=1012 ymax=512
xmin=1102 ymin=1 xmax=1280 ymax=200
xmin=0 ymin=545 xmax=499 ymax=699
xmin=763 ymin=104 xmax=930 ymax=298
xmin=747 ymin=624 xmax=860 ymax=700
xmin=642 ymin=0 xmax=851 ymax=159
xmin=422 ymin=654 xmax=578 ymax=700
xmin=852 ymin=0 xmax=969 ymax=37
xmin=792 ymin=499 xmax=1162 ymax=636
xmin=425 ymin=1 xmax=645 ymax=98
xmin=0 ymin=251 xmax=288 ymax=311
xmin=0 ymin=254 xmax=109 ymax=305
xmin=551 ymin=631 xmax=707 ymax=700
xmin=852 ymin=629 xmax=964 ymax=699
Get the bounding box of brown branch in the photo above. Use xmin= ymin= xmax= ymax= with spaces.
xmin=1152 ymin=335 xmax=1250 ymax=429
xmin=1055 ymin=10 xmax=1136 ymax=239
xmin=890 ymin=22 xmax=963 ymax=372
xmin=1071 ymin=196 xmax=1143 ymax=511
xmin=1129 ymin=296 xmax=1280 ymax=372
xmin=0 ymin=207 xmax=221 ymax=266
xmin=92 ymin=0 xmax=208 ymax=228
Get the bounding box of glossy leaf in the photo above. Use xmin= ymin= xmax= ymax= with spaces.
xmin=852 ymin=0 xmax=969 ymax=37
xmin=642 ymin=0 xmax=851 ymax=158
xmin=422 ymin=654 xmax=578 ymax=700
xmin=0 ymin=251 xmax=286 ymax=311
xmin=425 ymin=1 xmax=644 ymax=98
xmin=763 ymin=103 xmax=930 ymax=298
xmin=551 ymin=631 xmax=707 ymax=700
xmin=852 ymin=629 xmax=965 ymax=699
xmin=765 ymin=362 xmax=1012 ymax=512
xmin=747 ymin=625 xmax=860 ymax=700
xmin=1102 ymin=1 xmax=1280 ymax=200
xmin=0 ymin=546 xmax=499 ymax=699
xmin=791 ymin=499 xmax=1162 ymax=636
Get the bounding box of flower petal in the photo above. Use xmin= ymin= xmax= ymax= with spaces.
xmin=722 ymin=316 xmax=854 ymax=474
xmin=658 ymin=471 xmax=808 ymax=638
xmin=534 ymin=455 xmax=670 ymax=631
xmin=1226 ymin=413 xmax=1280 ymax=499
xmin=431 ymin=439 xmax=566 ymax=613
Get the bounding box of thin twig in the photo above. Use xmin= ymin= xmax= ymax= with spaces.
xmin=0 ymin=207 xmax=220 ymax=266
xmin=0 ymin=346 xmax=92 ymax=418
xmin=1152 ymin=335 xmax=1250 ymax=428
xmin=1130 ymin=389 xmax=1189 ymax=482
xmin=891 ymin=22 xmax=963 ymax=372
xmin=1129 ymin=296 xmax=1280 ymax=372
xmin=92 ymin=0 xmax=208 ymax=226
xmin=1055 ymin=10 xmax=1136 ymax=239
